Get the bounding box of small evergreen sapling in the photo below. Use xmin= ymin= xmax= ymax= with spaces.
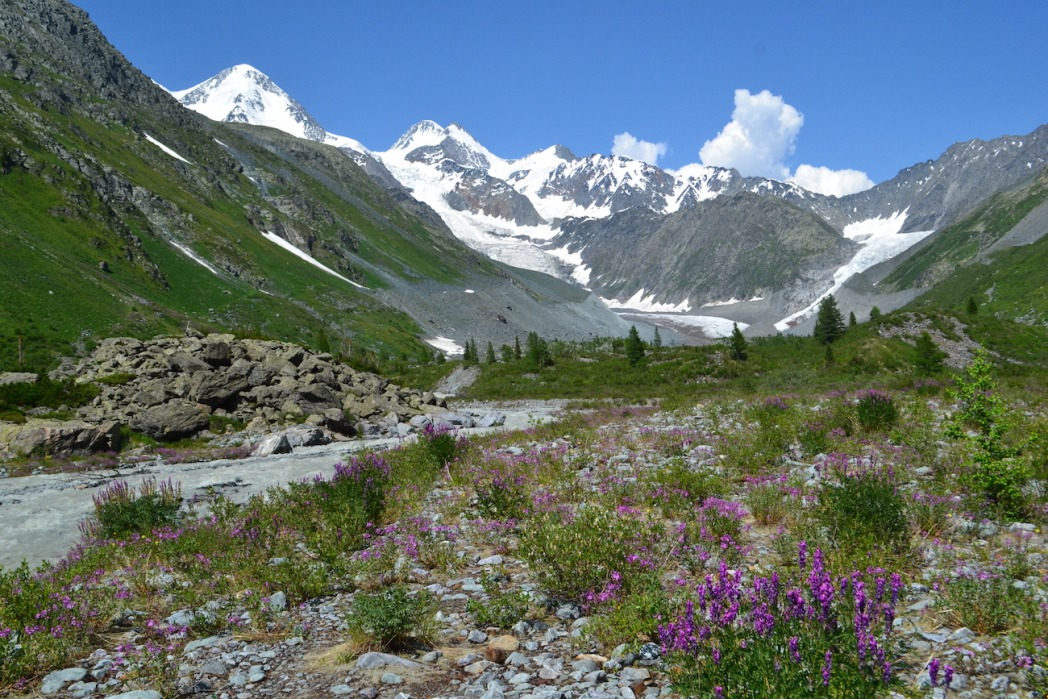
xmin=625 ymin=325 xmax=645 ymax=366
xmin=729 ymin=322 xmax=748 ymax=361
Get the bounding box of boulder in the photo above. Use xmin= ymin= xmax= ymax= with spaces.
xmin=132 ymin=401 xmax=210 ymax=441
xmin=3 ymin=420 xmax=122 ymax=456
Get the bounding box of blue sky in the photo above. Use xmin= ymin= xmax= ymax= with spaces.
xmin=74 ymin=0 xmax=1047 ymax=193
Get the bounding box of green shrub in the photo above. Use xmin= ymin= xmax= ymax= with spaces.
xmin=947 ymin=351 xmax=1031 ymax=517
xmin=937 ymin=573 xmax=1037 ymax=635
xmin=585 ymin=571 xmax=670 ymax=649
xmin=855 ymin=390 xmax=898 ymax=432
xmin=467 ymin=574 xmax=531 ymax=629
xmin=815 ymin=457 xmax=911 ymax=563
xmin=746 ymin=479 xmax=794 ymax=526
xmin=347 ymin=585 xmax=435 ymax=650
xmin=83 ymin=477 xmax=182 ymax=539
xmin=647 ymin=460 xmax=728 ymax=518
xmin=516 ymin=505 xmax=662 ymax=604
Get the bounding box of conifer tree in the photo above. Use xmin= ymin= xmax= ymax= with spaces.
xmin=729 ymin=322 xmax=748 ymax=361
xmin=514 ymin=336 xmax=522 ymax=360
xmin=869 ymin=306 xmax=882 ymax=320
xmin=462 ymin=340 xmax=473 ymax=364
xmin=485 ymin=341 xmax=496 ymax=364
xmin=967 ymin=295 xmax=979 ymax=315
xmin=813 ymin=296 xmax=846 ymax=345
xmin=625 ymin=325 xmax=645 ymax=367
xmin=652 ymin=327 xmax=663 ymax=355
xmin=913 ymin=331 xmax=946 ymax=375
xmin=848 ymin=311 xmax=857 ymax=327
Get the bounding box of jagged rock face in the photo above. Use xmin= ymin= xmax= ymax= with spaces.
xmin=47 ymin=334 xmax=444 ymax=444
xmin=820 ymin=126 xmax=1048 ymax=233
xmin=445 ymin=168 xmax=546 ymax=226
xmin=536 ymin=155 xmax=678 ymax=214
xmin=556 ymin=193 xmax=855 ymax=308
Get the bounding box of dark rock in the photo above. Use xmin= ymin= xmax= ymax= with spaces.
xmin=132 ymin=401 xmax=210 ymax=441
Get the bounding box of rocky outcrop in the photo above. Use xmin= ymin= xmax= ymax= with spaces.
xmin=0 ymin=419 xmax=122 ymax=457
xmin=47 ymin=332 xmax=445 ymax=444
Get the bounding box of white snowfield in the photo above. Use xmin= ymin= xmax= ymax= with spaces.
xmin=144 ymin=133 xmax=191 ymax=164
xmin=774 ymin=210 xmax=933 ymax=331
xmin=425 ymin=336 xmax=465 ymax=355
xmin=260 ymin=231 xmax=368 ymax=289
xmin=170 ymin=239 xmax=220 ymax=276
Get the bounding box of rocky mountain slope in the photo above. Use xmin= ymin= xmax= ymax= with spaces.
xmin=174 ymin=65 xmax=1048 ymax=335
xmin=0 ymin=0 xmax=637 ymax=372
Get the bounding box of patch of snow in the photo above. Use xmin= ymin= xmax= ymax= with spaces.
xmin=169 ymin=240 xmax=220 ymax=276
xmin=144 ymin=134 xmax=191 ymax=164
xmin=774 ymin=210 xmax=934 ymax=331
xmin=260 ymin=231 xmax=367 ymax=289
xmin=425 ymin=336 xmax=464 ymax=355
xmin=464 ymin=289 xmax=475 ymax=294
xmin=603 ymin=289 xmax=692 ymax=313
xmin=638 ymin=314 xmax=747 ymax=338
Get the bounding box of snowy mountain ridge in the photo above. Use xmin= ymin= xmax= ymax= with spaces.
xmin=170 ymin=65 xmax=1048 ymax=338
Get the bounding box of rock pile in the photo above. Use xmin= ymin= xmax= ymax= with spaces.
xmin=25 ymin=332 xmax=445 ymax=450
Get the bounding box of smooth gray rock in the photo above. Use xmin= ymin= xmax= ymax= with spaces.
xmin=42 ymin=667 xmax=87 ymax=694
xmin=356 ymin=652 xmax=424 ymax=670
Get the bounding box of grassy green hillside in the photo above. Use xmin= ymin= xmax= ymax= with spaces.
xmin=0 ymin=65 xmax=500 ymax=371
xmin=882 ymin=166 xmax=1048 ymax=321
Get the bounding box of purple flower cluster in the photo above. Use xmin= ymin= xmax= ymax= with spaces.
xmin=659 ymin=542 xmax=899 ymax=694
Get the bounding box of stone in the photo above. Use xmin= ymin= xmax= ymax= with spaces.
xmin=381 ymin=673 xmax=404 ymax=685
xmin=268 ymin=591 xmax=288 ymax=612
xmin=468 ymin=629 xmax=489 ymax=643
xmin=108 ymin=692 xmax=163 ymax=699
xmin=133 ymin=401 xmax=210 ymax=441
xmin=485 ymin=634 xmax=520 ymax=663
xmin=42 ymin=667 xmax=88 ymax=694
xmin=6 ymin=419 xmax=122 ymax=456
xmin=356 ymin=652 xmax=424 ymax=670
xmin=330 ymin=685 xmax=353 ymax=696
xmin=252 ymin=434 xmax=292 ymax=457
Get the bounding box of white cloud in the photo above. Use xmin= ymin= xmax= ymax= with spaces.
xmin=697 ymin=88 xmax=875 ymax=195
xmin=612 ymin=132 xmax=667 ymax=165
xmin=699 ymin=89 xmax=803 ymax=179
xmin=790 ymin=164 xmax=875 ymax=197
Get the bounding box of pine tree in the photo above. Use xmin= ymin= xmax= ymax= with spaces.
xmin=652 ymin=327 xmax=663 ymax=356
xmin=625 ymin=325 xmax=645 ymax=367
xmin=526 ymin=332 xmax=552 ymax=367
xmin=869 ymin=306 xmax=882 ymax=321
xmin=485 ymin=341 xmax=496 ymax=364
xmin=913 ymin=331 xmax=946 ymax=375
xmin=848 ymin=311 xmax=857 ymax=328
xmin=469 ymin=339 xmax=479 ymax=364
xmin=462 ymin=340 xmax=473 ymax=364
xmin=729 ymin=322 xmax=748 ymax=361
xmin=513 ymin=336 xmax=522 ymax=360
xmin=967 ymin=295 xmax=979 ymax=315
xmin=813 ymin=296 xmax=846 ymax=345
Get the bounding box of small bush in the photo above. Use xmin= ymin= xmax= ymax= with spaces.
xmin=467 ymin=574 xmax=531 ymax=629
xmin=855 ymin=390 xmax=898 ymax=432
xmin=815 ymin=457 xmax=910 ymax=560
xmin=746 ymin=479 xmax=794 ymax=526
xmin=585 ymin=570 xmax=670 ymax=649
xmin=83 ymin=477 xmax=182 ymax=539
xmin=347 ymin=585 xmax=435 ymax=650
xmin=937 ymin=573 xmax=1037 ymax=635
xmin=516 ymin=505 xmax=662 ymax=604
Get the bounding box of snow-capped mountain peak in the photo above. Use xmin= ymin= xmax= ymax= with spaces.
xmin=171 ymin=64 xmax=327 ymax=142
